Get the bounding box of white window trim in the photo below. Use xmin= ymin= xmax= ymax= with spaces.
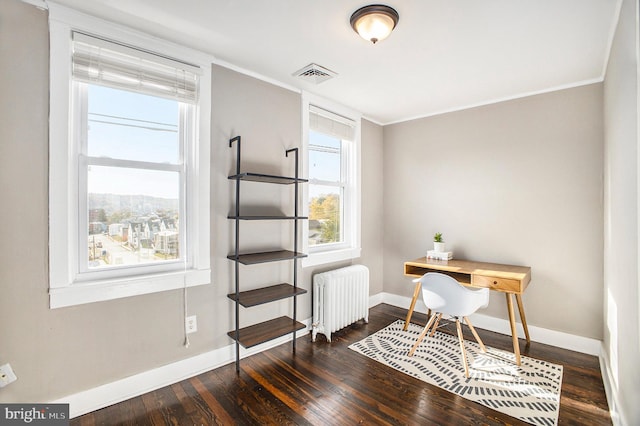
xmin=301 ymin=92 xmax=361 ymax=268
xmin=48 ymin=3 xmax=213 ymax=308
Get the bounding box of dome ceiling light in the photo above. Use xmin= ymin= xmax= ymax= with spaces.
xmin=350 ymin=4 xmax=399 ymax=44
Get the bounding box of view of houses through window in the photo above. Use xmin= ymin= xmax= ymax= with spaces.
xmin=87 ymin=192 xmax=180 ymax=268
xmin=84 ymin=84 xmax=183 ymax=269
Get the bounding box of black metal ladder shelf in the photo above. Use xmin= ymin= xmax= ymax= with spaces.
xmin=227 ymin=136 xmax=308 ymax=372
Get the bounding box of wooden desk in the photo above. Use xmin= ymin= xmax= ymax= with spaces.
xmin=403 ymin=257 xmax=531 ymax=365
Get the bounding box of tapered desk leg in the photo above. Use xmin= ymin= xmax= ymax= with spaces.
xmin=404 ymin=281 xmax=422 ymax=330
xmin=515 ymin=293 xmax=531 ymax=343
xmin=506 ymin=293 xmax=521 ymax=366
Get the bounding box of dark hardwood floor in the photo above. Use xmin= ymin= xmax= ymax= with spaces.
xmin=71 ymin=304 xmax=612 ymax=425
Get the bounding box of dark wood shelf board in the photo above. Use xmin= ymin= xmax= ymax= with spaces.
xmin=227 ymin=283 xmax=307 ymax=307
xmin=228 ymin=215 xmax=308 ymax=220
xmin=228 ymin=172 xmax=308 ymax=185
xmin=227 ymin=316 xmax=306 ymax=348
xmin=227 ymin=250 xmax=307 ymax=265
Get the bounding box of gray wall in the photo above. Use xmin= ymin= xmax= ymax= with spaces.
xmin=210 ymin=63 xmax=305 ymax=345
xmin=359 ymin=119 xmax=385 ymax=295
xmin=210 ymin=66 xmax=385 ymax=344
xmin=383 ymin=84 xmax=604 ymax=338
xmin=603 ymin=0 xmax=640 ymax=423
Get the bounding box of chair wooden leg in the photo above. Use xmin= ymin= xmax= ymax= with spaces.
xmin=403 ymin=281 xmax=422 ymax=330
xmin=409 ymin=313 xmax=438 ymax=357
xmin=456 ymin=319 xmax=470 ymax=378
xmin=463 ymin=316 xmax=486 ymax=352
xmin=429 ymin=313 xmax=443 ymax=337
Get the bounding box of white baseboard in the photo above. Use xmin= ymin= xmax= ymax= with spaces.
xmin=599 ymin=343 xmax=626 ymax=426
xmin=379 ymin=292 xmax=602 ymax=356
xmin=54 ymin=318 xmax=312 ymax=419
xmin=368 ymin=292 xmax=384 ymax=308
xmin=53 ymin=345 xmax=233 ymax=418
xmin=55 ymin=293 xmax=604 ymax=419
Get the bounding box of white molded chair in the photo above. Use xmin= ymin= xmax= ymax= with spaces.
xmin=408 ymin=272 xmax=490 ymax=378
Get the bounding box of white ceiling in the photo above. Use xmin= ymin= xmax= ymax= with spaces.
xmin=47 ymin=0 xmax=621 ymax=124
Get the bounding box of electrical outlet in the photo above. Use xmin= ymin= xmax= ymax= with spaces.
xmin=0 ymin=363 xmax=17 ymax=388
xmin=185 ymin=315 xmax=197 ymax=334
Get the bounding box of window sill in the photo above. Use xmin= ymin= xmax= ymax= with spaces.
xmin=302 ymin=247 xmax=361 ymax=268
xmin=49 ymin=268 xmax=211 ymax=309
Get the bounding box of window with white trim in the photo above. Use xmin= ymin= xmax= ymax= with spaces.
xmin=48 ymin=5 xmax=211 ymax=308
xmin=302 ymin=94 xmax=361 ymax=267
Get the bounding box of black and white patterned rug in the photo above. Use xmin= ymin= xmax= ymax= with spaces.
xmin=348 ymin=320 xmax=563 ymax=426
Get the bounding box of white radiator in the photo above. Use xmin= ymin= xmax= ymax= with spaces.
xmin=312 ymin=264 xmax=369 ymax=342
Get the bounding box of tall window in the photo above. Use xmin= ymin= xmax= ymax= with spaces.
xmin=49 ymin=7 xmax=211 ymax=308
xmin=303 ymin=96 xmax=361 ymax=266
xmin=308 ymin=131 xmax=343 ymax=245
xmin=72 ymin=32 xmax=196 ymax=273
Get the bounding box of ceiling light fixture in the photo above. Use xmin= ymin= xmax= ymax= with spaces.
xmin=350 ymin=4 xmax=399 ymax=44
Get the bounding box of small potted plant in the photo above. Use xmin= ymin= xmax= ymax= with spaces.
xmin=433 ymin=232 xmax=445 ymax=252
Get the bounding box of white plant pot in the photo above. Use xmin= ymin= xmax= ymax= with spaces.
xmin=434 ymin=242 xmax=445 ymax=252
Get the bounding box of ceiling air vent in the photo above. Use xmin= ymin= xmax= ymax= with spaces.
xmin=293 ymin=63 xmax=337 ymax=84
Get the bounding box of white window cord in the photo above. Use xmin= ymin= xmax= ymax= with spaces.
xmin=183 ymin=260 xmax=190 ymax=348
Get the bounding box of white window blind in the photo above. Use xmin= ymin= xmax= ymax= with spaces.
xmin=309 ymin=105 xmax=355 ymax=141
xmin=72 ymin=32 xmax=200 ymax=103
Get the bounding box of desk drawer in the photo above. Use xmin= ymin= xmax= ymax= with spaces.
xmin=472 ymin=275 xmax=520 ymax=292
